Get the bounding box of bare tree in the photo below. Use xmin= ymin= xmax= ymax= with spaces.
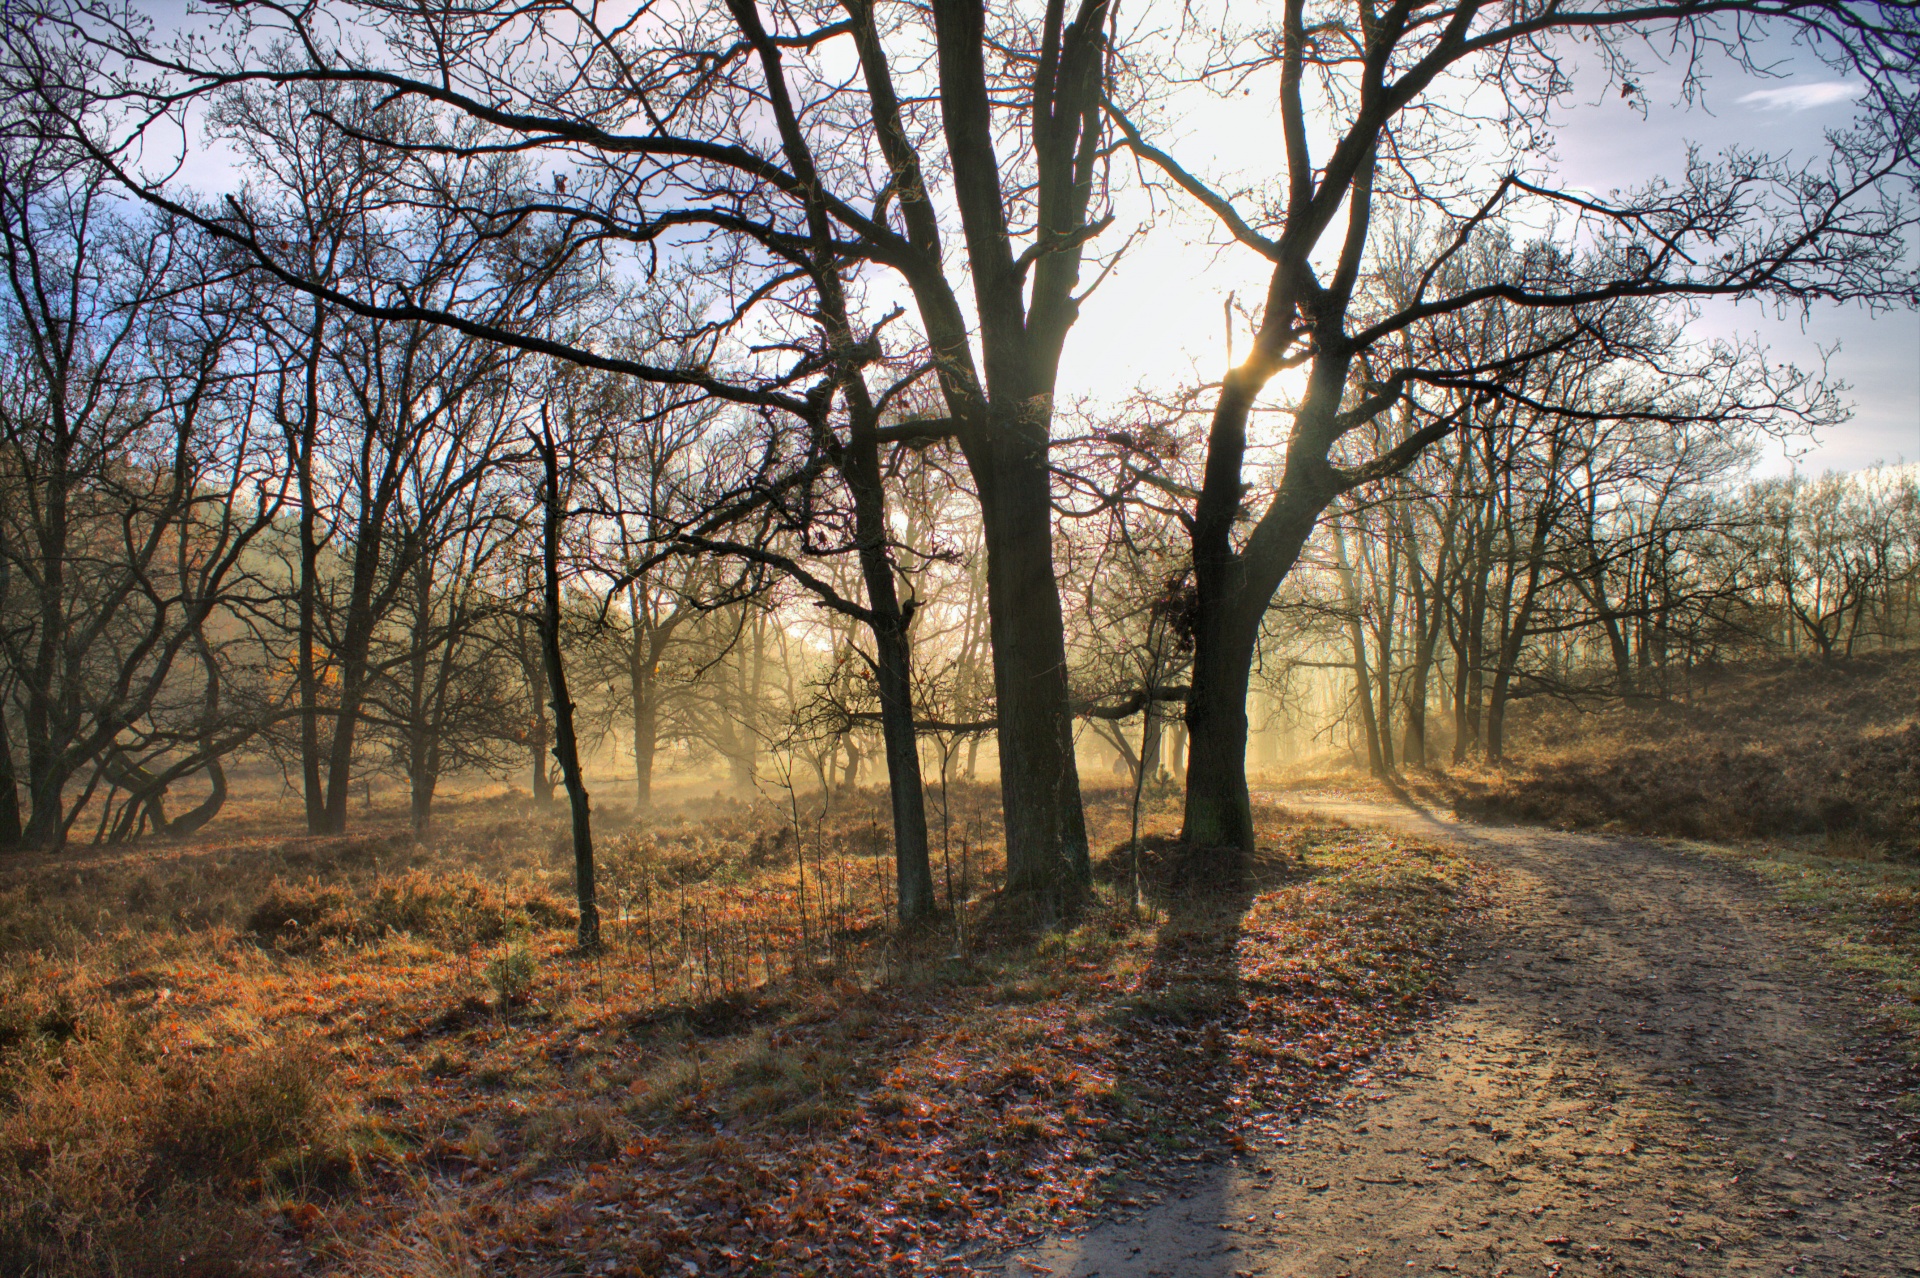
xmin=0 ymin=141 xmax=283 ymax=849
xmin=15 ymin=0 xmax=1142 ymax=896
xmin=1109 ymin=2 xmax=1910 ymax=850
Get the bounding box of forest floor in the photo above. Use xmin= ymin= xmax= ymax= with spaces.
xmin=989 ymin=795 xmax=1920 ymax=1277
xmin=0 ymin=786 xmax=1482 ymax=1277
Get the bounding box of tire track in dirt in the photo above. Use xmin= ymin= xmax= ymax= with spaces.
xmin=983 ymin=796 xmax=1920 ymax=1277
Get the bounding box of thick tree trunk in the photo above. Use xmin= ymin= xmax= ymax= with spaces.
xmin=167 ymin=760 xmax=227 ymax=838
xmin=20 ymin=767 xmax=66 ymax=850
xmin=1180 ymin=594 xmax=1260 ymax=849
xmin=409 ymin=763 xmax=436 ymax=836
xmin=1180 ymin=371 xmax=1338 ymax=851
xmin=978 ymin=466 xmax=1089 ymax=894
xmin=21 ymin=456 xmax=69 ymax=851
xmin=319 ymin=549 xmax=384 ymax=834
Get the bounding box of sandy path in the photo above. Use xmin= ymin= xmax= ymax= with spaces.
xmin=983 ymin=797 xmax=1920 ymax=1277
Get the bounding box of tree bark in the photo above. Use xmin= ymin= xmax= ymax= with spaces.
xmin=977 ymin=462 xmax=1090 ymax=893
xmin=626 ymin=586 xmax=662 ymax=811
xmin=518 ymin=613 xmax=554 ymax=809
xmin=537 ymin=430 xmax=599 ymax=950
xmin=0 ymin=710 xmax=20 ymax=848
xmin=1333 ymin=520 xmax=1386 ymax=777
xmin=295 ymin=311 xmax=328 ymax=834
xmin=1180 ymin=367 xmax=1341 ymax=850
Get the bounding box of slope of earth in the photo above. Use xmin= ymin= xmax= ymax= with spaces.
xmin=986 ymin=797 xmax=1920 ymax=1278
xmin=1431 ymin=650 xmax=1920 ymax=855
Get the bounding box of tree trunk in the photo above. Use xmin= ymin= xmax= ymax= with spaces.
xmin=318 ymin=535 xmax=386 ymax=834
xmin=519 ymin=614 xmax=554 ymax=809
xmin=537 ymin=432 xmax=599 ymax=950
xmin=631 ymin=689 xmax=658 ymax=810
xmin=296 ymin=313 xmax=328 ymax=834
xmin=627 ymin=587 xmax=660 ymax=811
xmin=407 ymin=562 xmax=434 ymax=836
xmin=1333 ymin=521 xmax=1385 ymax=777
xmin=0 ymin=710 xmax=21 ymax=848
xmin=409 ymin=766 xmax=436 ymax=837
xmin=837 ymin=376 xmax=936 ymax=923
xmin=977 ymin=462 xmax=1089 ymax=895
xmin=837 ymin=737 xmax=862 ymax=794
xmin=872 ymin=620 xmax=935 ymax=920
xmin=728 ymin=613 xmax=763 ymax=791
xmin=21 ymin=443 xmax=69 ymax=850
xmin=1180 ymin=591 xmax=1261 ymax=849
xmin=167 ymin=760 xmax=226 ymax=838
xmin=1180 ymin=383 xmax=1336 ymax=851
xmin=1486 ymin=502 xmax=1554 ymax=763
xmin=1140 ymin=705 xmax=1164 ymax=781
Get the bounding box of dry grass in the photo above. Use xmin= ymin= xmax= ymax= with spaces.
xmin=0 ymin=781 xmax=1474 ymax=1276
xmin=1418 ymin=650 xmax=1920 ymax=857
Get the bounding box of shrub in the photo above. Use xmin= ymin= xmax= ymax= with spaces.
xmin=0 ymin=1007 xmax=356 ymax=1277
xmin=246 ymin=872 xmax=572 ymax=950
xmin=484 ymin=943 xmax=537 ymax=1011
xmin=244 ymin=879 xmax=354 ymax=945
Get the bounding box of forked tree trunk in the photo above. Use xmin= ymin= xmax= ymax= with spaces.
xmin=631 ymin=691 xmax=658 ymax=810
xmin=1180 ymin=385 xmax=1337 ymax=852
xmin=318 ymin=532 xmax=388 ymax=834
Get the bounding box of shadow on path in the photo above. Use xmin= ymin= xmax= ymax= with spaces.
xmin=983 ymin=797 xmax=1920 ymax=1278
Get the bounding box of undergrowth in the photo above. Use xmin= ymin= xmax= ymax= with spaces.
xmin=0 ymin=784 xmax=1474 ymax=1277
xmin=1414 ymin=651 xmax=1920 ymax=855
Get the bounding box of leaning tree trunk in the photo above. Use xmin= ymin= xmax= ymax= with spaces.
xmin=839 ymin=378 xmax=936 ymax=923
xmin=318 ymin=536 xmax=387 ymax=835
xmin=536 ymin=433 xmax=599 ymax=950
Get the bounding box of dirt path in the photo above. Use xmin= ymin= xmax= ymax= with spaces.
xmin=984 ymin=797 xmax=1920 ymax=1277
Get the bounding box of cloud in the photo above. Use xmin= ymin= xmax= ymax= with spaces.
xmin=1737 ymin=82 xmax=1864 ymax=112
